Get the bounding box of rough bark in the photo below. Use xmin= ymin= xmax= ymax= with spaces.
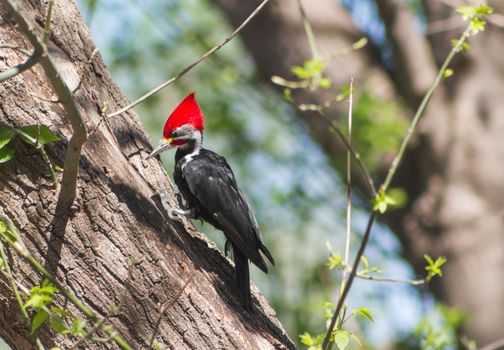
xmin=216 ymin=0 xmax=504 ymax=344
xmin=0 ymin=1 xmax=294 ymax=349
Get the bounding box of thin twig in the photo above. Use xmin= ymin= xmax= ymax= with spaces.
xmin=0 ymin=212 xmax=132 ymax=350
xmin=1 ymin=0 xmax=89 ymax=213
xmin=343 ymin=77 xmax=353 ymax=271
xmin=316 ymin=111 xmax=377 ymax=198
xmin=380 ymin=26 xmax=471 ymax=193
xmin=68 ymin=318 xmax=107 ymax=350
xmin=294 ymin=0 xmax=376 ymax=198
xmin=0 ymin=241 xmax=45 ymax=350
xmin=321 ymin=24 xmax=474 ymax=350
xmin=355 ymin=273 xmax=425 ymax=285
xmin=0 ymin=52 xmax=40 ymax=82
xmin=42 ymin=0 xmax=54 ymax=45
xmin=322 ymin=212 xmax=377 ymax=350
xmin=106 ymin=0 xmax=271 ymax=119
xmin=0 ymin=43 xmax=32 ymax=56
xmin=296 ymin=0 xmax=319 ymax=59
xmin=149 ymin=275 xmax=193 ymax=349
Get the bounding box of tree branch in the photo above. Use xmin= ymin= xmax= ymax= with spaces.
xmin=0 ymin=52 xmax=39 ymax=82
xmin=0 ymin=211 xmax=132 ymax=350
xmin=106 ymin=0 xmax=271 ymax=119
xmin=321 ymin=212 xmax=378 ymax=350
xmin=0 ymin=241 xmax=45 ymax=350
xmin=0 ymin=43 xmax=32 ymax=56
xmin=1 ymin=0 xmax=88 ymax=213
xmin=149 ymin=275 xmax=193 ymax=349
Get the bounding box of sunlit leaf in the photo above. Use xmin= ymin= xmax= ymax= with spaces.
xmin=0 ymin=147 xmax=15 ymax=163
xmin=332 ymin=330 xmax=349 ymax=350
xmin=31 ymin=309 xmax=49 ymax=334
xmin=0 ymin=127 xmax=15 ymax=149
xmin=327 ymin=254 xmax=344 ymax=270
xmin=18 ymin=125 xmax=60 ymax=145
xmin=352 ymin=307 xmax=374 ymax=323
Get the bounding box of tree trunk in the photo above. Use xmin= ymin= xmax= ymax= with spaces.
xmin=0 ymin=1 xmax=294 ymax=349
xmin=216 ymin=0 xmax=504 ymax=345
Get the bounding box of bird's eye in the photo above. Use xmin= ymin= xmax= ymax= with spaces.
xmin=171 ymin=130 xmax=179 ymax=138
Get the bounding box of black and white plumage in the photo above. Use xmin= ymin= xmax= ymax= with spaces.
xmin=145 ymin=93 xmax=274 ymax=311
xmin=174 ymin=146 xmax=274 ymax=310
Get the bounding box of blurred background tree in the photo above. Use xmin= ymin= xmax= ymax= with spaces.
xmin=71 ymin=0 xmax=504 ymax=348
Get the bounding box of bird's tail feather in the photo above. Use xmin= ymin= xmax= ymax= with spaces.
xmin=259 ymin=243 xmax=275 ymax=266
xmin=233 ymin=245 xmax=252 ymax=311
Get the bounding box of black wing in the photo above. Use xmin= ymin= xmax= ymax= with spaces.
xmin=181 ymin=149 xmax=273 ymax=272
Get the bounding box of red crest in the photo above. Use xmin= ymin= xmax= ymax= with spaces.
xmin=163 ymin=92 xmax=205 ymax=139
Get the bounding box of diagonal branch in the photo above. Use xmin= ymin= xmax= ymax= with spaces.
xmin=1 ymin=0 xmax=88 ymax=214
xmin=106 ymin=0 xmax=271 ymax=119
xmin=0 ymin=51 xmax=39 ymax=82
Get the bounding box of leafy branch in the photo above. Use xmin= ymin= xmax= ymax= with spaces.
xmin=1 ymin=0 xmax=89 ymax=213
xmin=0 ymin=212 xmax=133 ymax=350
xmin=321 ymin=5 xmax=492 ymax=349
xmin=0 ymin=125 xmax=61 ymax=186
xmin=0 ymin=240 xmax=45 ymax=349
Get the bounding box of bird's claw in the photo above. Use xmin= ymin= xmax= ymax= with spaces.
xmin=167 ymin=207 xmax=183 ymax=221
xmin=167 ymin=207 xmax=194 ymax=222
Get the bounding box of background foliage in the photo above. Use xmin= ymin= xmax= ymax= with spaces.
xmin=75 ymin=0 xmax=445 ymax=348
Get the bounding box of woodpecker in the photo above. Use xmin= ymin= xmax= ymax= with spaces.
xmin=146 ymin=92 xmax=274 ymax=311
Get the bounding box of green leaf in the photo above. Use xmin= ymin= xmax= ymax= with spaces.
xmin=443 ymin=69 xmax=454 ymax=79
xmin=283 ymin=88 xmax=293 ymax=103
xmin=50 ymin=314 xmax=69 ymax=334
xmin=291 ymin=66 xmax=310 ymax=79
xmin=470 ymin=17 xmax=486 ymax=35
xmin=456 ymin=6 xmax=476 ymax=21
xmin=299 ymin=331 xmax=324 ymax=349
xmin=352 ymin=37 xmax=368 ymax=50
xmin=318 ymin=77 xmax=331 ymax=89
xmin=475 ymin=5 xmax=494 ymax=16
xmin=352 ymin=307 xmax=374 ymax=323
xmin=387 ymin=188 xmax=408 ymax=207
xmin=31 ymin=309 xmax=49 ymax=334
xmin=51 ymin=306 xmax=73 ymax=318
xmin=152 ymin=341 xmax=165 ymax=350
xmin=424 ymin=255 xmax=447 ymax=282
xmin=304 ymin=58 xmax=325 ymax=75
xmin=18 ymin=125 xmax=60 ymax=145
xmin=332 ymin=330 xmax=349 ymax=350
xmin=0 ymin=127 xmax=15 ymax=149
xmin=360 ymin=256 xmax=369 ymax=270
xmin=451 ymin=39 xmax=472 ymax=53
xmin=24 ymin=294 xmax=53 ymax=309
xmin=335 ymin=84 xmax=350 ymax=102
xmin=70 ymin=317 xmax=87 ymax=337
xmin=327 ymin=254 xmax=344 ymax=270
xmin=0 ymin=147 xmax=15 ymax=163
xmin=300 ymin=332 xmax=314 ymax=346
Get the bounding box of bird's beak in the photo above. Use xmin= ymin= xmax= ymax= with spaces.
xmin=144 ymin=138 xmax=173 ymax=160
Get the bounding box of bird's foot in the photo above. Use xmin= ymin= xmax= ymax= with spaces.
xmin=158 ymin=189 xmax=194 ymax=222
xmin=168 ymin=207 xmax=194 ymax=222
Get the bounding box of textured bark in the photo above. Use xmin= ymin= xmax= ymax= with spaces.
xmin=217 ymin=0 xmax=504 ymax=345
xmin=0 ymin=1 xmax=294 ymax=349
